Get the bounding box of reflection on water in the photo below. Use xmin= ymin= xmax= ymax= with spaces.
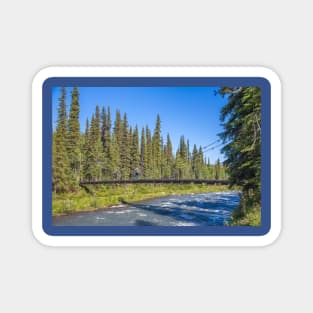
xmin=53 ymin=192 xmax=241 ymax=226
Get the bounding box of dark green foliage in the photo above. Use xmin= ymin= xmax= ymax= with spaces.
xmin=192 ymin=144 xmax=200 ymax=179
xmin=130 ymin=125 xmax=140 ymax=177
xmin=218 ymin=87 xmax=261 ymax=222
xmin=140 ymin=127 xmax=147 ymax=176
xmin=101 ymin=106 xmax=111 ymax=153
xmin=114 ymin=110 xmax=122 ymax=148
xmin=163 ymin=133 xmax=174 ymax=178
xmin=82 ymin=118 xmax=92 ymax=180
xmin=120 ymin=113 xmax=131 ymax=179
xmin=53 ymin=87 xmax=71 ymax=192
xmin=100 ymin=106 xmax=112 ymax=178
xmin=109 ymin=132 xmax=121 ymax=179
xmin=90 ymin=111 xmax=103 ymax=179
xmin=214 ymin=158 xmax=221 ymax=180
xmin=152 ymin=114 xmax=162 ymax=178
xmin=53 ymin=87 xmax=228 ymax=193
xmin=145 ymin=125 xmax=153 ymax=178
xmin=67 ymin=87 xmax=81 ymax=185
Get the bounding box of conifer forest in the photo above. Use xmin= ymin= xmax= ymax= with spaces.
xmin=52 ymin=86 xmax=261 ymax=226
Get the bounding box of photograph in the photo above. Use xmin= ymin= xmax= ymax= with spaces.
xmin=51 ymin=85 xmax=261 ymax=227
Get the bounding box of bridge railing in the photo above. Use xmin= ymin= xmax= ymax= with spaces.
xmin=79 ymin=179 xmax=229 ymax=185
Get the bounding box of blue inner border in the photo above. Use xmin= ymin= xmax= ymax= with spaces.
xmin=42 ymin=77 xmax=271 ymax=236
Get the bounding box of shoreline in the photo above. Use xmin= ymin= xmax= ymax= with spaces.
xmin=53 ymin=192 xmax=199 ymax=217
xmin=52 ymin=188 xmax=235 ymax=217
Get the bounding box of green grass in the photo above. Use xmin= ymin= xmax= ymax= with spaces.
xmin=52 ymin=183 xmax=231 ymax=215
xmin=230 ymin=203 xmax=261 ymax=226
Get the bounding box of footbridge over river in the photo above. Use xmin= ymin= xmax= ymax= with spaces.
xmin=79 ymin=179 xmax=229 ymax=186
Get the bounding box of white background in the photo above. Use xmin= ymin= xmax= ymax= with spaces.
xmin=0 ymin=0 xmax=310 ymax=312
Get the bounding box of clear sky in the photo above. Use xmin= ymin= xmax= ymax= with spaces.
xmin=52 ymin=86 xmax=228 ymax=163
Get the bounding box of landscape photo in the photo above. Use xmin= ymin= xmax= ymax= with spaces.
xmin=52 ymin=86 xmax=261 ymax=227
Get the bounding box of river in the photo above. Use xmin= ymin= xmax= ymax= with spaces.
xmin=53 ymin=191 xmax=240 ymax=226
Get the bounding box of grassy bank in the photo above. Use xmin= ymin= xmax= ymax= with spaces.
xmin=52 ymin=183 xmax=231 ymax=215
xmin=231 ymin=205 xmax=261 ymax=226
xmin=230 ymin=193 xmax=261 ymax=226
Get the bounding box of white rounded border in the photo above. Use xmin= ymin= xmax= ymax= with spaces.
xmin=32 ymin=66 xmax=281 ymax=247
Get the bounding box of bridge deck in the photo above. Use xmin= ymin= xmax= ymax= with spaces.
xmin=80 ymin=179 xmax=229 ymax=185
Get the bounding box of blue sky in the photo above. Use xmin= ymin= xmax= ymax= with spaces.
xmin=52 ymin=86 xmax=228 ymax=163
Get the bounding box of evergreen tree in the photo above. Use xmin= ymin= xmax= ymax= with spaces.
xmin=192 ymin=144 xmax=200 ymax=179
xmin=214 ymin=158 xmax=221 ymax=180
xmin=67 ymin=87 xmax=81 ymax=185
xmin=101 ymin=106 xmax=107 ymax=148
xmin=163 ymin=133 xmax=174 ymax=178
xmin=140 ymin=127 xmax=147 ymax=177
xmin=198 ymin=146 xmax=205 ymax=178
xmin=94 ymin=105 xmax=101 ymax=136
xmin=130 ymin=125 xmax=140 ymax=177
xmin=109 ymin=132 xmax=121 ymax=179
xmin=120 ymin=113 xmax=131 ymax=179
xmin=53 ymin=87 xmax=71 ymax=192
xmin=114 ymin=110 xmax=122 ymax=147
xmin=99 ymin=106 xmax=112 ymax=178
xmin=174 ymin=150 xmax=184 ymax=179
xmin=152 ymin=114 xmax=162 ymax=178
xmin=160 ymin=136 xmax=166 ymax=178
xmin=178 ymin=135 xmax=193 ymax=178
xmin=82 ymin=118 xmax=92 ymax=180
xmin=101 ymin=106 xmax=111 ymax=155
xmin=219 ymin=87 xmax=261 ymax=213
xmin=179 ymin=135 xmax=187 ymax=161
xmin=186 ymin=139 xmax=191 ymax=162
xmin=145 ymin=125 xmax=153 ymax=178
xmin=85 ymin=114 xmax=103 ymax=180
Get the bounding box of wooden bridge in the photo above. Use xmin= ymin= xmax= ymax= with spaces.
xmin=80 ymin=179 xmax=229 ymax=186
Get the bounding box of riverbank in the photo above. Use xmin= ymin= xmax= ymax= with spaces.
xmin=52 ymin=183 xmax=232 ymax=216
xmin=231 ymin=203 xmax=261 ymax=226
xmin=53 ymin=191 xmax=241 ymax=226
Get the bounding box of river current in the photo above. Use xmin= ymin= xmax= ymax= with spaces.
xmin=53 ymin=191 xmax=241 ymax=226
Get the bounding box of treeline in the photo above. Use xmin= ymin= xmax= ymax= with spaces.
xmin=53 ymin=87 xmax=227 ymax=193
xmin=218 ymin=87 xmax=261 ymax=224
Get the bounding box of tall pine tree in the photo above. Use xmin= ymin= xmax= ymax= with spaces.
xmin=53 ymin=87 xmax=71 ymax=192
xmin=130 ymin=125 xmax=140 ymax=177
xmin=152 ymin=114 xmax=162 ymax=178
xmin=67 ymin=87 xmax=81 ymax=185
xmin=219 ymin=87 xmax=261 ymax=216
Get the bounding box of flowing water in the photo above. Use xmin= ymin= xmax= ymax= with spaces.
xmin=53 ymin=191 xmax=240 ymax=226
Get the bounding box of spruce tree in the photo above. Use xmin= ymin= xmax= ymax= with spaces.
xmin=145 ymin=125 xmax=153 ymax=178
xmin=53 ymin=87 xmax=71 ymax=192
xmin=186 ymin=139 xmax=191 ymax=162
xmin=101 ymin=106 xmax=107 ymax=149
xmin=105 ymin=107 xmax=112 ymax=153
xmin=83 ymin=113 xmax=103 ymax=180
xmin=114 ymin=110 xmax=122 ymax=147
xmin=198 ymin=146 xmax=205 ymax=178
xmin=152 ymin=114 xmax=162 ymax=178
xmin=82 ymin=118 xmax=92 ymax=180
xmin=192 ymin=144 xmax=199 ymax=179
xmin=109 ymin=132 xmax=121 ymax=179
xmin=214 ymin=158 xmax=221 ymax=180
xmin=174 ymin=149 xmax=184 ymax=179
xmin=130 ymin=125 xmax=140 ymax=177
xmin=94 ymin=105 xmax=101 ymax=137
xmin=67 ymin=87 xmax=81 ymax=185
xmin=163 ymin=133 xmax=174 ymax=178
xmin=120 ymin=113 xmax=131 ymax=179
xmin=219 ymin=87 xmax=261 ymax=215
xmin=179 ymin=135 xmax=187 ymax=161
xmin=100 ymin=106 xmax=112 ymax=178
xmin=140 ymin=127 xmax=146 ymax=177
